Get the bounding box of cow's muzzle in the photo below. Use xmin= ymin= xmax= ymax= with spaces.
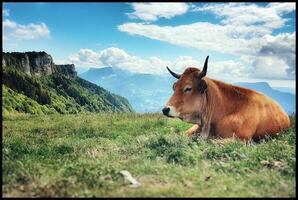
xmin=162 ymin=107 xmax=170 ymax=116
xmin=162 ymin=106 xmax=179 ymax=118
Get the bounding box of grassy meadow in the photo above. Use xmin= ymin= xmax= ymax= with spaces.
xmin=2 ymin=113 xmax=296 ymax=197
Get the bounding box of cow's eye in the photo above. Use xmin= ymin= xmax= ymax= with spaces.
xmin=183 ymin=86 xmax=192 ymax=93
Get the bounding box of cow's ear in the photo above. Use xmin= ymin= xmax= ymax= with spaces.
xmin=198 ymin=79 xmax=207 ymax=93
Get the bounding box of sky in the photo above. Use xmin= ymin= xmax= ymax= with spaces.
xmin=2 ymin=2 xmax=296 ymax=89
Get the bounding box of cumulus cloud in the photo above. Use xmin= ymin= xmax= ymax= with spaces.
xmin=209 ymin=60 xmax=251 ymax=78
xmin=119 ymin=3 xmax=295 ymax=55
xmin=127 ymin=3 xmax=189 ymax=21
xmin=257 ymin=32 xmax=295 ymax=78
xmin=193 ymin=3 xmax=295 ymax=30
xmin=252 ymin=56 xmax=290 ymax=79
xmin=100 ymin=47 xmax=130 ymax=66
xmin=3 ymin=9 xmax=10 ymax=17
xmin=170 ymin=57 xmax=251 ymax=79
xmin=238 ymin=32 xmax=296 ymax=79
xmin=68 ymin=47 xmax=251 ymax=80
xmin=3 ymin=19 xmax=17 ymax=29
xmin=172 ymin=56 xmax=200 ymax=72
xmin=118 ymin=22 xmax=254 ymax=55
xmin=68 ymin=47 xmax=170 ymax=74
xmin=3 ymin=19 xmax=50 ymax=40
xmin=68 ymin=49 xmax=103 ymax=67
xmin=119 ymin=3 xmax=295 ymax=80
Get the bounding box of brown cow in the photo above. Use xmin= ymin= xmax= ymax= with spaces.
xmin=162 ymin=56 xmax=290 ymax=141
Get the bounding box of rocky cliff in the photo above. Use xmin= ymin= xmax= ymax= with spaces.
xmin=2 ymin=51 xmax=134 ymax=114
xmin=2 ymin=51 xmax=76 ymax=78
xmin=53 ymin=64 xmax=77 ymax=78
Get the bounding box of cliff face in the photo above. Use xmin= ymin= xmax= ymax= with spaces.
xmin=29 ymin=52 xmax=54 ymax=76
xmin=2 ymin=51 xmax=76 ymax=78
xmin=2 ymin=51 xmax=134 ymax=114
xmin=53 ymin=64 xmax=77 ymax=78
xmin=3 ymin=52 xmax=32 ymax=75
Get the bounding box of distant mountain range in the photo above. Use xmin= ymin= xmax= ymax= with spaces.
xmin=2 ymin=52 xmax=133 ymax=114
xmin=79 ymin=67 xmax=296 ymax=114
xmin=80 ymin=67 xmax=173 ymax=112
xmin=271 ymin=87 xmax=295 ymax=94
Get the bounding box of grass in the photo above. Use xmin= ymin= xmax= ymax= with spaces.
xmin=2 ymin=113 xmax=296 ymax=197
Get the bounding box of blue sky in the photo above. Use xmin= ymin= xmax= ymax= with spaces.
xmin=3 ymin=3 xmax=219 ymax=60
xmin=2 ymin=2 xmax=296 ymax=89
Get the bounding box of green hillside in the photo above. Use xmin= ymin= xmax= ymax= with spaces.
xmin=3 ymin=113 xmax=295 ymax=197
xmin=2 ymin=53 xmax=133 ymax=114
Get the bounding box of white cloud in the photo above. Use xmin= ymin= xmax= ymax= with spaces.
xmin=259 ymin=33 xmax=295 ymax=58
xmin=68 ymin=49 xmax=103 ymax=67
xmin=170 ymin=57 xmax=251 ymax=79
xmin=99 ymin=47 xmax=130 ymax=65
xmin=209 ymin=60 xmax=251 ymax=78
xmin=127 ymin=3 xmax=189 ymax=21
xmin=248 ymin=34 xmax=295 ymax=79
xmin=193 ymin=3 xmax=295 ymax=30
xmin=118 ymin=22 xmax=254 ymax=55
xmin=3 ymin=19 xmax=17 ymax=29
xmin=3 ymin=19 xmax=50 ymax=40
xmin=68 ymin=47 xmax=252 ymax=80
xmin=172 ymin=56 xmax=199 ymax=73
xmin=119 ymin=3 xmax=295 ymax=55
xmin=68 ymin=47 xmax=170 ymax=74
xmin=3 ymin=9 xmax=10 ymax=17
xmin=252 ymin=56 xmax=290 ymax=79
xmin=119 ymin=3 xmax=295 ymax=80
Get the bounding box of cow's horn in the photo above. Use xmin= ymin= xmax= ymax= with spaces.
xmin=199 ymin=56 xmax=209 ymax=78
xmin=166 ymin=66 xmax=181 ymax=79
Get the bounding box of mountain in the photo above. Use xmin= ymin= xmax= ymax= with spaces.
xmin=233 ymin=82 xmax=295 ymax=114
xmin=2 ymin=52 xmax=133 ymax=114
xmin=75 ymin=66 xmax=89 ymax=75
xmin=80 ymin=67 xmax=115 ymax=80
xmin=271 ymin=87 xmax=295 ymax=94
xmin=79 ymin=67 xmax=174 ymax=113
xmin=79 ymin=67 xmax=295 ymax=114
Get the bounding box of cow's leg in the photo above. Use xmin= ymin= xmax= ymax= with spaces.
xmin=217 ymin=115 xmax=243 ymax=139
xmin=217 ymin=115 xmax=257 ymax=142
xmin=185 ymin=124 xmax=200 ymax=137
xmin=235 ymin=118 xmax=257 ymax=142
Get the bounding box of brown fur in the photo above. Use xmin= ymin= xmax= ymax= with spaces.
xmin=166 ymin=67 xmax=290 ymax=141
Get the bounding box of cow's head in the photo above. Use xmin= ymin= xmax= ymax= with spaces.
xmin=162 ymin=56 xmax=209 ymax=123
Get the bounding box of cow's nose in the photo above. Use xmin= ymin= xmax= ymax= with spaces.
xmin=162 ymin=107 xmax=170 ymax=116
